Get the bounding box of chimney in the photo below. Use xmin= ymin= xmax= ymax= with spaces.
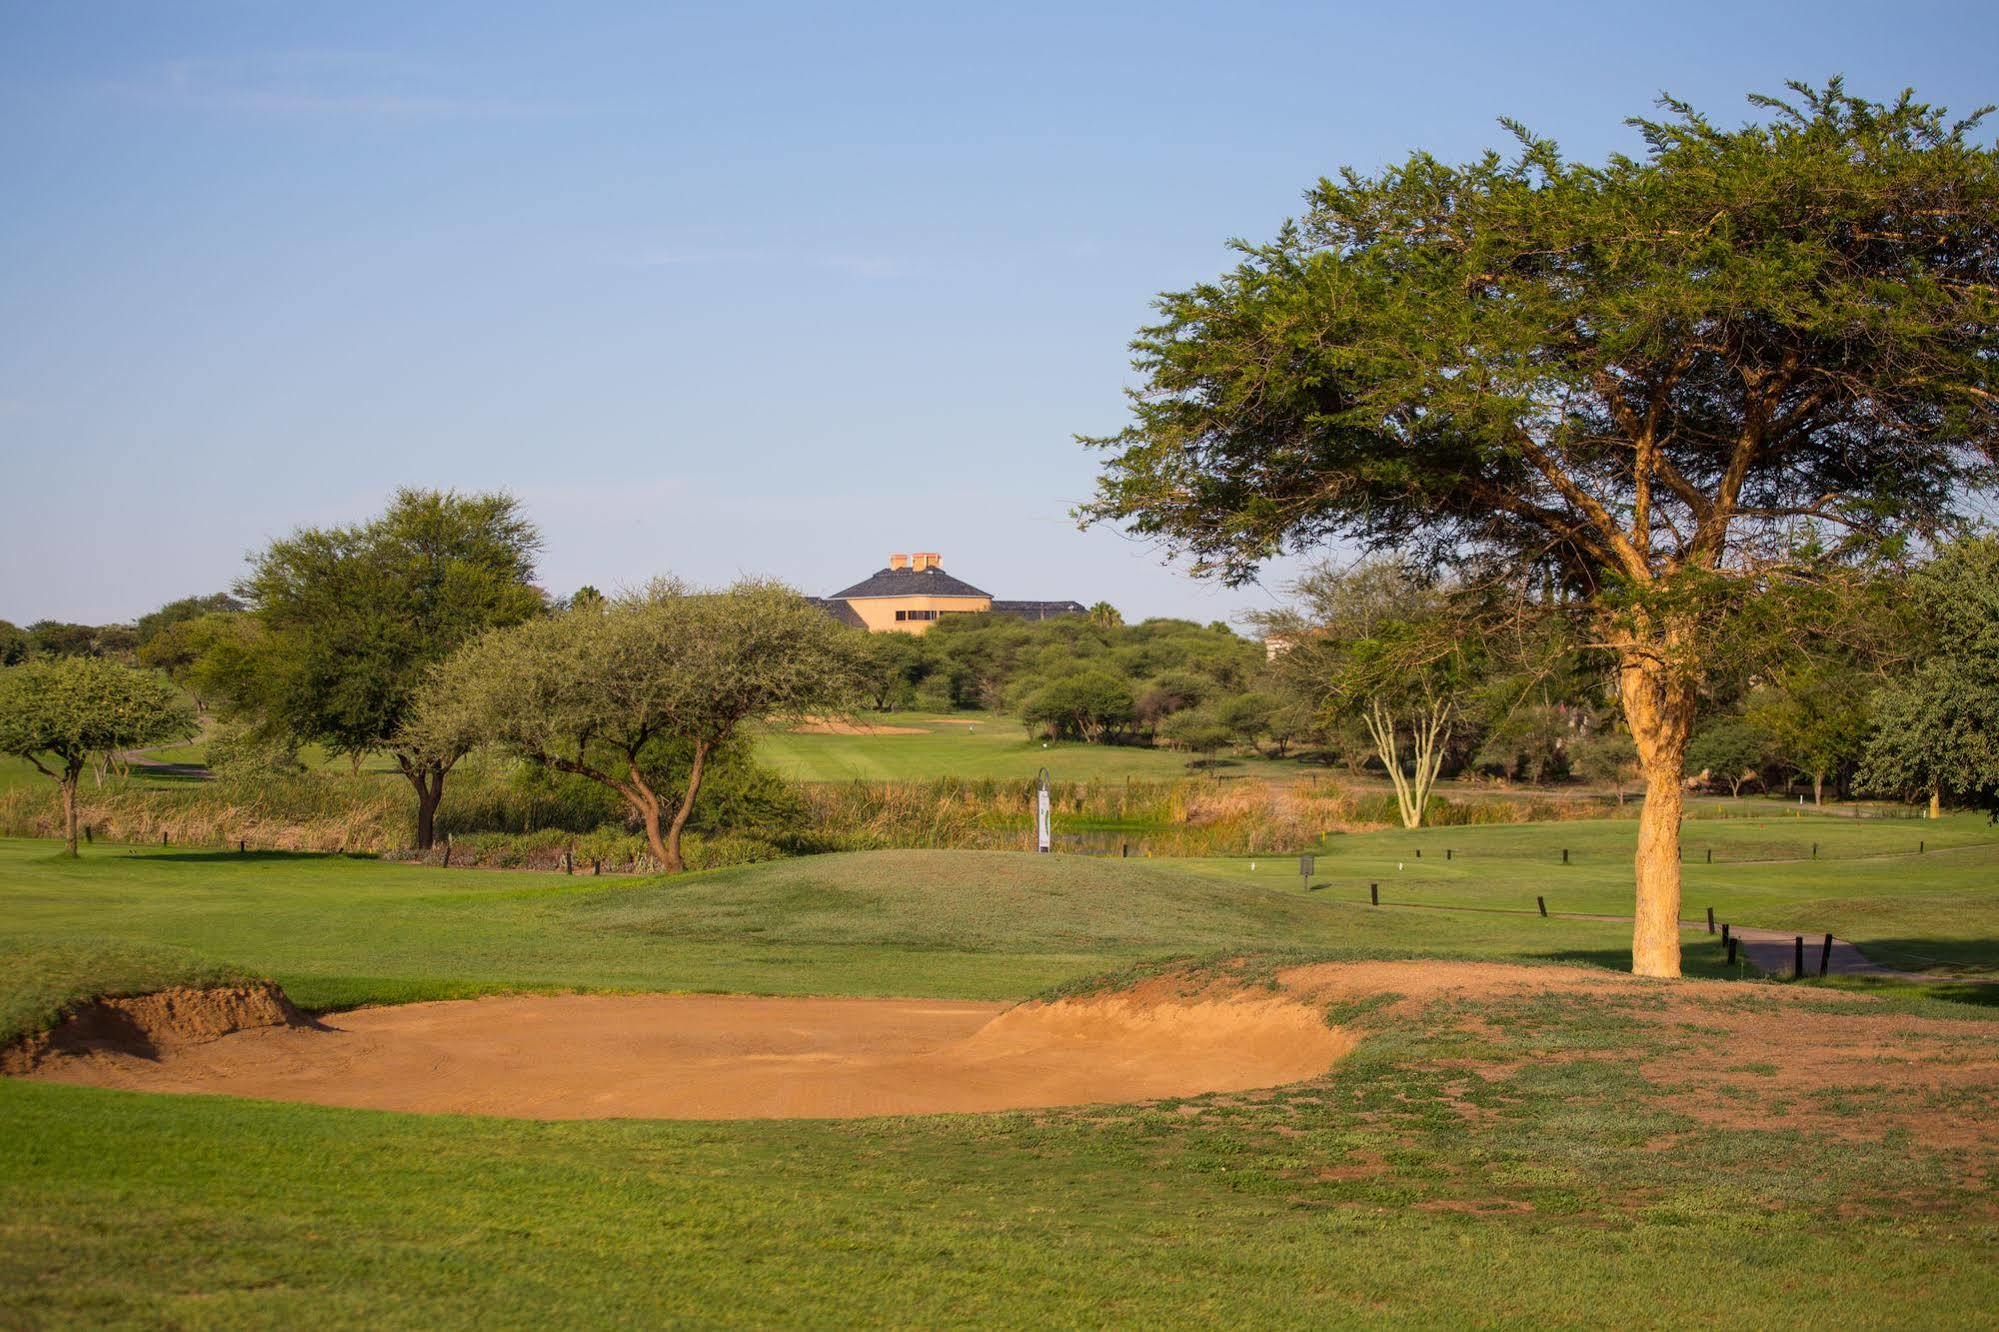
xmin=889 ymin=553 xmax=910 ymax=571
xmin=913 ymin=551 xmax=941 ymax=572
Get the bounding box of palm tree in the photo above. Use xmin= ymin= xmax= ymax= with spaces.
xmin=1087 ymin=601 xmax=1123 ymax=631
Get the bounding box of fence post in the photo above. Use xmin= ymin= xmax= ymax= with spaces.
xmin=1370 ymin=883 xmax=1379 ymax=906
xmin=1536 ymin=895 xmax=1547 ymax=918
xmin=1561 ymin=848 xmax=1568 ymax=865
xmin=1794 ymin=936 xmax=1806 ymax=980
xmin=1820 ymin=933 xmax=1834 ymax=977
xmin=1706 ymin=848 xmax=1713 ymax=864
xmin=1721 ymin=923 xmax=1730 ymax=945
xmin=1727 ymin=936 xmax=1738 ymax=966
xmin=1446 ymin=848 xmax=1453 ymax=861
xmin=1706 ymin=907 xmax=1715 ymax=934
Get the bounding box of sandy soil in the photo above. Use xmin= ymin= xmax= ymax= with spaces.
xmin=786 ymin=717 xmax=928 ymax=736
xmin=15 ymin=990 xmax=1350 ymax=1120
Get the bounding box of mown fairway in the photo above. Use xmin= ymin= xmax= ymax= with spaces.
xmin=753 ymin=712 xmax=1321 ymax=782
xmin=3 ymin=822 xmax=1996 ymax=1327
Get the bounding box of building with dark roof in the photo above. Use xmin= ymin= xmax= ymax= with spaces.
xmin=811 ymin=552 xmax=1086 ymax=635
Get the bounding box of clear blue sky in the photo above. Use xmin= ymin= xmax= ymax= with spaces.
xmin=4 ymin=1 xmax=1995 ymax=625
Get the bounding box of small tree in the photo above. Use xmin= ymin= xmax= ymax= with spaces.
xmin=1572 ymin=727 xmax=1642 ymax=804
xmin=1687 ymin=719 xmax=1773 ymax=798
xmin=1263 ymin=562 xmax=1474 ymax=828
xmin=1747 ymin=665 xmax=1870 ymax=804
xmin=1216 ymin=691 xmax=1276 ymax=754
xmin=1160 ymin=706 xmax=1234 ymax=769
xmin=0 ymin=621 xmax=28 ymax=667
xmin=417 ymin=579 xmax=857 ymax=873
xmin=0 ymin=658 xmax=193 ymax=854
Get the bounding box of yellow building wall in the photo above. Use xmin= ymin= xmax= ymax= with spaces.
xmin=845 ymin=594 xmax=992 ymax=635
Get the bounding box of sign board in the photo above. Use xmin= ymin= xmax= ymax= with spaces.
xmin=1299 ymin=853 xmax=1315 ymax=878
xmin=1036 ymin=768 xmax=1052 ymax=853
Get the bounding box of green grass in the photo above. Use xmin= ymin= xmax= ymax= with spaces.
xmin=752 ymin=711 xmax=1322 ymax=782
xmin=0 ymin=840 xmax=1672 ymax=1031
xmin=1181 ymin=812 xmax=1999 ymax=976
xmin=3 ymin=822 xmax=1997 ymax=1325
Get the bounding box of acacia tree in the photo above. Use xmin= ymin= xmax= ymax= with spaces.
xmin=414 ymin=579 xmax=857 ymax=873
xmin=0 ymin=658 xmax=193 ymax=854
xmin=1083 ymin=83 xmax=1999 ymax=975
xmin=237 ymin=489 xmax=542 ymax=850
xmin=1262 ymin=562 xmax=1474 ymax=828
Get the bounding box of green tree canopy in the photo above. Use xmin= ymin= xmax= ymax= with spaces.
xmin=0 ymin=657 xmax=193 ymax=854
xmin=1858 ymin=536 xmax=1999 ymax=815
xmin=237 ymin=488 xmax=543 ymax=849
xmin=1083 ymin=82 xmax=1999 ymax=974
xmin=413 ymin=579 xmax=857 ymax=873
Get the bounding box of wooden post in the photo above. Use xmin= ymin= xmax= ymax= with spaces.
xmin=565 ymin=848 xmax=574 ymax=875
xmin=1445 ymin=848 xmax=1453 ymax=861
xmin=1121 ymin=843 xmax=1128 ymax=858
xmin=1561 ymin=848 xmax=1568 ymax=865
xmin=1706 ymin=848 xmax=1713 ymax=864
xmin=1706 ymin=907 xmax=1715 ymax=934
xmin=1820 ymin=933 xmax=1834 ymax=977
xmin=1794 ymin=936 xmax=1806 ymax=980
xmin=239 ymin=839 xmax=246 ymax=854
xmin=1727 ymin=937 xmax=1738 ymax=966
xmin=1721 ymin=923 xmax=1730 ymax=945
xmin=161 ymin=831 xmax=168 ymax=846
xmin=1415 ymin=848 xmax=1422 ymax=859
xmin=442 ymin=841 xmax=451 ymax=869
xmin=592 ymin=859 xmax=601 ymax=876
xmin=1536 ymin=895 xmax=1547 ymax=918
xmin=1811 ymin=842 xmax=1817 ymax=859
xmin=1369 ymin=883 xmax=1379 ymax=906
xmin=1919 ymin=839 xmax=1925 ymax=855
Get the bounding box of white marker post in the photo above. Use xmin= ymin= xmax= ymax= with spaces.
xmin=1036 ymin=767 xmax=1052 ymax=854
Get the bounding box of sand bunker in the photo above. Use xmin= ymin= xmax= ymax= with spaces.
xmin=11 ymin=988 xmax=1349 ymax=1120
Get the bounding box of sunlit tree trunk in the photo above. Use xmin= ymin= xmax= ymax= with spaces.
xmin=1618 ymin=640 xmax=1697 ymax=980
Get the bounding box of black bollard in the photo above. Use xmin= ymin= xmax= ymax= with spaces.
xmin=1727 ymin=937 xmax=1738 ymax=966
xmin=1415 ymin=848 xmax=1421 ymax=859
xmin=1706 ymin=907 xmax=1715 ymax=934
xmin=1121 ymin=843 xmax=1128 ymax=858
xmin=1820 ymin=933 xmax=1834 ymax=977
xmin=1721 ymin=922 xmax=1731 ymax=945
xmin=1536 ymin=895 xmax=1547 ymax=918
xmin=1706 ymin=848 xmax=1713 ymax=864
xmin=1446 ymin=848 xmax=1453 ymax=861
xmin=239 ymin=839 xmax=246 ymax=854
xmin=162 ymin=831 xmax=168 ymax=846
xmin=1370 ymin=882 xmax=1379 ymax=906
xmin=1794 ymin=936 xmax=1806 ymax=980
xmin=1561 ymin=848 xmax=1569 ymax=865
xmin=1812 ymin=842 xmax=1817 ymax=859
xmin=1919 ymin=840 xmax=1925 ymax=855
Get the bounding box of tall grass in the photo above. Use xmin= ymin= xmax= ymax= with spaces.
xmin=0 ymin=763 xmax=1648 ymax=867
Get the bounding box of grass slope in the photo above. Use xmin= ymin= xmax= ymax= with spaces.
xmin=0 ymin=840 xmax=1663 ymax=1032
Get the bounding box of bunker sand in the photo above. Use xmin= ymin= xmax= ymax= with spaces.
xmin=17 ymin=990 xmax=1351 ymax=1120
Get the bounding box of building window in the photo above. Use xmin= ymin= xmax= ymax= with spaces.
xmin=895 ymin=609 xmax=937 ymax=622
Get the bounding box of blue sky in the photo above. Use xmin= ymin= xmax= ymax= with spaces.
xmin=3 ymin=1 xmax=1995 ymax=625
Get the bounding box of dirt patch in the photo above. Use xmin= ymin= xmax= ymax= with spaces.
xmin=11 ymin=990 xmax=1351 ymax=1120
xmin=1 ymin=983 xmax=307 ymax=1075
xmin=787 ymin=717 xmax=928 ymax=736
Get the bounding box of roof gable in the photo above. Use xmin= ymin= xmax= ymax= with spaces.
xmin=830 ymin=566 xmax=991 ymax=600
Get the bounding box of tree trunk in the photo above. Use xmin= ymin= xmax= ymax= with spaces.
xmin=661 ymin=741 xmax=710 ymax=874
xmin=1619 ymin=649 xmax=1696 ymax=979
xmin=1929 ymin=784 xmax=1942 ymax=820
xmin=1812 ymin=772 xmax=1825 ymax=807
xmin=62 ymin=776 xmax=80 ymax=857
xmin=403 ymin=762 xmax=447 ymax=851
